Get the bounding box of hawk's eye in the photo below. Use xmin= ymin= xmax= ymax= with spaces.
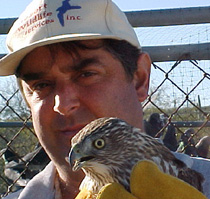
xmin=93 ymin=138 xmax=105 ymax=149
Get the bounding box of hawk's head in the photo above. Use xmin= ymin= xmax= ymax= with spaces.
xmin=69 ymin=117 xmax=139 ymax=191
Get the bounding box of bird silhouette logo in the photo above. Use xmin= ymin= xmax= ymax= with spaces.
xmin=56 ymin=0 xmax=81 ymax=26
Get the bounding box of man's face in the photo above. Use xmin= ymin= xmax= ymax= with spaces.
xmin=18 ymin=40 xmax=148 ymax=167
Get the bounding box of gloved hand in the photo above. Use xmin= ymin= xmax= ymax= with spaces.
xmin=75 ymin=185 xmax=137 ymax=199
xmin=76 ymin=160 xmax=207 ymax=199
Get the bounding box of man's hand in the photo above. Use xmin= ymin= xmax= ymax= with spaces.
xmin=76 ymin=160 xmax=207 ymax=199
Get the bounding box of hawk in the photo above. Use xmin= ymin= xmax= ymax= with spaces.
xmin=69 ymin=117 xmax=204 ymax=197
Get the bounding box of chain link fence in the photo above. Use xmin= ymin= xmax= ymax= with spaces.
xmin=0 ymin=53 xmax=209 ymax=198
xmin=0 ymin=6 xmax=210 ymax=198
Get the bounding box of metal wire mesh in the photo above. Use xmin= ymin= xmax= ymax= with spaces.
xmin=143 ymin=59 xmax=210 ymax=158
xmin=0 ymin=57 xmax=209 ymax=197
xmin=1 ymin=6 xmax=210 ymax=197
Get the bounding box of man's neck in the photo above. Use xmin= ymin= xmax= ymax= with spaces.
xmin=57 ymin=168 xmax=85 ymax=199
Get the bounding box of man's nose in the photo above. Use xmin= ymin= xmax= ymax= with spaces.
xmin=53 ymin=85 xmax=80 ymax=115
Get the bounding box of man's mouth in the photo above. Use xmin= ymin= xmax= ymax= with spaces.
xmin=60 ymin=125 xmax=86 ymax=137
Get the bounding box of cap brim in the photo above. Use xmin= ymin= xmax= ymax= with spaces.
xmin=0 ymin=33 xmax=122 ymax=76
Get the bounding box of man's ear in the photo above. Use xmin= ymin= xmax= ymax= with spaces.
xmin=133 ymin=52 xmax=151 ymax=102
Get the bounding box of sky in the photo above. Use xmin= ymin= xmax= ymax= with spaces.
xmin=0 ymin=0 xmax=209 ymax=48
xmin=0 ymin=0 xmax=210 ymax=18
xmin=0 ymin=0 xmax=210 ymax=107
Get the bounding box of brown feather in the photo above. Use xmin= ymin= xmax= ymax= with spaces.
xmin=70 ymin=117 xmax=204 ymax=196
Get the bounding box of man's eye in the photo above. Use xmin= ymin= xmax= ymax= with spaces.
xmin=33 ymin=82 xmax=51 ymax=91
xmin=80 ymin=71 xmax=96 ymax=78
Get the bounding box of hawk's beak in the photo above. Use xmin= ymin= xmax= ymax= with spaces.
xmin=69 ymin=145 xmax=94 ymax=172
xmin=69 ymin=145 xmax=81 ymax=171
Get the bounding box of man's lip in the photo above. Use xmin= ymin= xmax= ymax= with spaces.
xmin=60 ymin=125 xmax=86 ymax=136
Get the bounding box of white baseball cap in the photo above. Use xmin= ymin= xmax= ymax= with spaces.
xmin=0 ymin=0 xmax=140 ymax=76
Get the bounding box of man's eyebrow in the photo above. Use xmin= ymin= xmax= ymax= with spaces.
xmin=61 ymin=57 xmax=102 ymax=73
xmin=19 ymin=57 xmax=101 ymax=81
xmin=20 ymin=72 xmax=46 ymax=82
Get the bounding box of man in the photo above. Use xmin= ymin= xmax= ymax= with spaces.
xmin=0 ymin=0 xmax=209 ymax=199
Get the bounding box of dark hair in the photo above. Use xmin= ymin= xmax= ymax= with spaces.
xmin=104 ymin=39 xmax=141 ymax=79
xmin=16 ymin=39 xmax=141 ymax=79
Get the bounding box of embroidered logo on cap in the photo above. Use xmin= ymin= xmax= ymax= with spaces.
xmin=17 ymin=3 xmax=55 ymax=35
xmin=56 ymin=0 xmax=81 ymax=26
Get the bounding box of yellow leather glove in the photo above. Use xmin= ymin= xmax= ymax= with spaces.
xmin=76 ymin=160 xmax=207 ymax=199
xmin=75 ymin=188 xmax=93 ymax=199
xmin=75 ymin=185 xmax=137 ymax=199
